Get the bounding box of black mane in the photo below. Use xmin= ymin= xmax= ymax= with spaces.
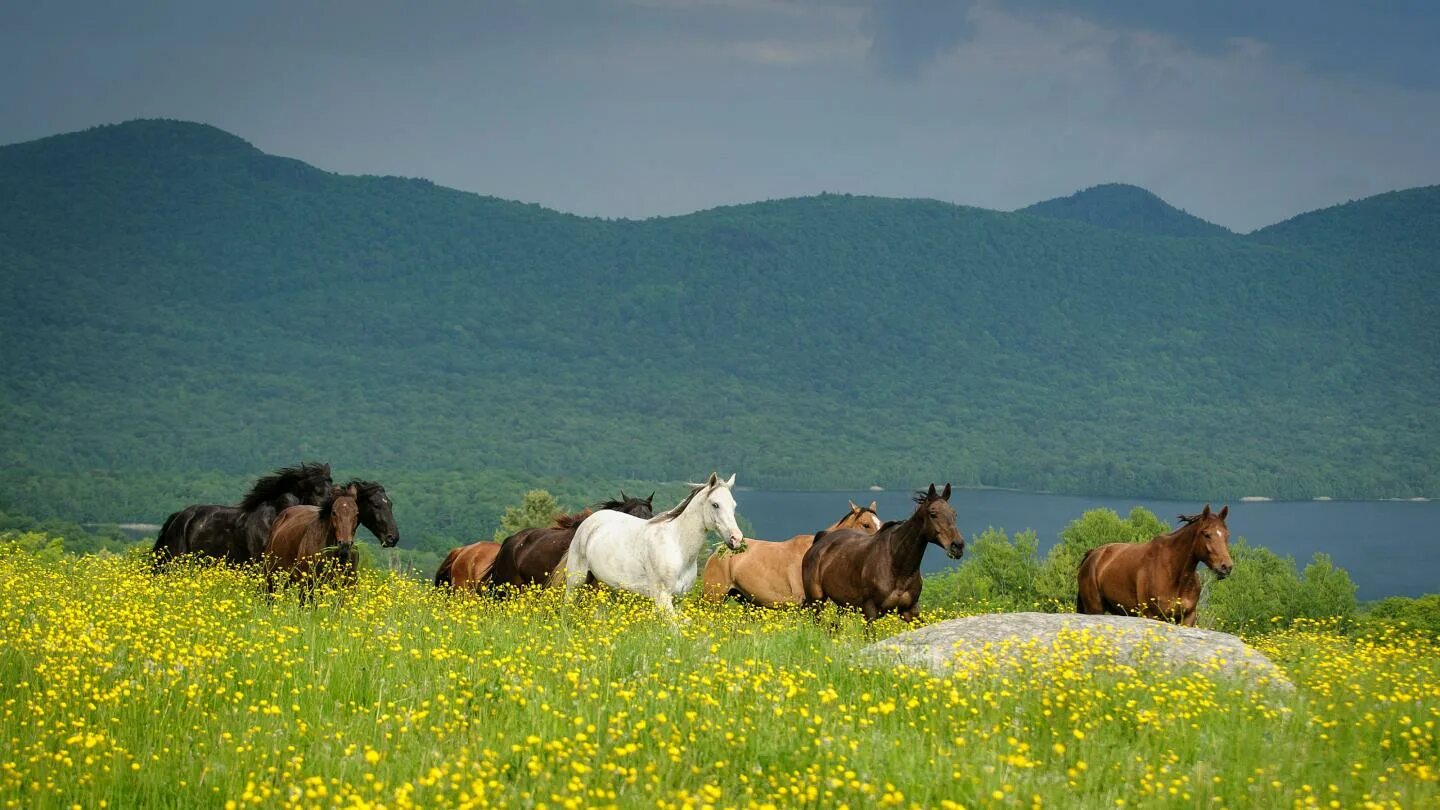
xmin=596 ymin=492 xmax=654 ymax=519
xmin=239 ymin=462 xmax=332 ymax=511
xmin=345 ymin=479 xmax=383 ymax=498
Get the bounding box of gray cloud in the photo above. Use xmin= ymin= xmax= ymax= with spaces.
xmin=0 ymin=0 xmax=1437 ymax=231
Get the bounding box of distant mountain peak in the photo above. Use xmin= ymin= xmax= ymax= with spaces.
xmin=1020 ymin=183 xmax=1231 ymax=238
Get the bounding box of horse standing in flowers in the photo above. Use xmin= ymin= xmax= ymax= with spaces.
xmin=263 ymin=486 xmax=361 ymax=601
xmin=152 ymin=462 xmax=334 ymax=569
xmin=701 ymin=500 xmax=882 ymax=607
xmin=563 ymin=473 xmax=743 ymax=620
xmin=1076 ymin=504 xmax=1233 ymax=626
xmin=487 ymin=492 xmax=655 ymax=590
xmin=802 ymin=484 xmax=963 ymax=622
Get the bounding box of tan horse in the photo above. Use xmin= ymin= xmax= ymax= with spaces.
xmin=701 ymin=500 xmax=882 ymax=607
xmin=263 ymin=486 xmax=360 ymax=600
xmin=434 ymin=541 xmax=502 ymax=591
xmin=1076 ymin=504 xmax=1233 ymax=626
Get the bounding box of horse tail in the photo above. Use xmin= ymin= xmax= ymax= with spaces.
xmin=700 ymin=552 xmax=731 ymax=602
xmin=435 ymin=548 xmax=460 ymax=588
xmin=547 ymin=554 xmax=569 ymax=588
xmin=553 ymin=509 xmax=593 ymax=530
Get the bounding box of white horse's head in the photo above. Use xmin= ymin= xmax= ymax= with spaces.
xmin=700 ymin=472 xmax=743 ymax=549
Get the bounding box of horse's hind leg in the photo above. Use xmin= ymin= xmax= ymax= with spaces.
xmin=562 ymin=550 xmax=589 ymax=603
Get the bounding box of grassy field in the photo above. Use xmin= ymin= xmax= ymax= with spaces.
xmin=0 ymin=546 xmax=1436 ymax=809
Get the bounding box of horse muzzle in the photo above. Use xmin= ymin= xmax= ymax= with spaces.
xmin=946 ymin=544 xmax=965 ymax=560
xmin=1213 ymin=563 xmax=1233 ymax=579
xmin=382 ymin=535 xmax=399 ymax=548
xmin=726 ymin=532 xmax=745 ymax=550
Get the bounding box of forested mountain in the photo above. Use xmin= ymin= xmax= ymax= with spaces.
xmin=1019 ymin=183 xmax=1232 ymax=237
xmin=2 ymin=120 xmax=1437 ymax=548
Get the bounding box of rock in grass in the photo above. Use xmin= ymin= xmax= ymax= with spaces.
xmin=860 ymin=612 xmax=1291 ymax=689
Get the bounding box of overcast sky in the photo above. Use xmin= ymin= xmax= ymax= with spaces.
xmin=3 ymin=0 xmax=1438 ymax=231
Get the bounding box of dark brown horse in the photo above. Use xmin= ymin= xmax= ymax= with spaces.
xmin=1076 ymin=504 xmax=1232 ymax=626
xmin=702 ymin=500 xmax=882 ymax=607
xmin=802 ymin=484 xmax=963 ymax=622
xmin=152 ymin=462 xmax=333 ymax=569
xmin=263 ymin=486 xmax=360 ymax=600
xmin=487 ymin=493 xmax=655 ymax=590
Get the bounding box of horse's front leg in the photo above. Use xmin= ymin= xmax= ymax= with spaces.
xmin=899 ymin=603 xmax=920 ymax=623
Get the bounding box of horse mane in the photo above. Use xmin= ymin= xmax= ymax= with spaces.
xmin=240 ymin=462 xmax=331 ymax=511
xmin=1176 ymin=512 xmax=1217 ymax=526
xmin=553 ymin=509 xmax=593 ymax=530
xmin=596 ymin=494 xmax=655 ymax=519
xmin=651 ymin=483 xmax=709 ymax=523
xmin=911 ymin=489 xmax=939 ymax=505
xmin=344 ymin=479 xmax=383 ymax=497
xmin=317 ymin=488 xmax=346 ymax=522
xmin=876 ymin=519 xmax=904 ymax=532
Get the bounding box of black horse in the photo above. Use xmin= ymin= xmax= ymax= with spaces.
xmin=347 ymin=479 xmax=401 ymax=548
xmin=152 ymin=462 xmax=334 ymax=569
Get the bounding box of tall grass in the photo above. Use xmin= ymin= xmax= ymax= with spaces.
xmin=0 ymin=546 xmax=1435 ymax=808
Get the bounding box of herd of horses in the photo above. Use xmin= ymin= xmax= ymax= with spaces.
xmin=152 ymin=462 xmax=1234 ymax=625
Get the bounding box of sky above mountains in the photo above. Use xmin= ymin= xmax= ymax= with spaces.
xmin=3 ymin=0 xmax=1438 ymax=231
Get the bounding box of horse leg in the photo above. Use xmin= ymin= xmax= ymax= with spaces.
xmin=861 ymin=601 xmax=880 ymax=623
xmin=899 ymin=602 xmax=920 ymax=623
xmin=562 ymin=550 xmax=589 ymax=603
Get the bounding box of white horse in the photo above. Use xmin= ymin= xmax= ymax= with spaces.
xmin=564 ymin=473 xmax=744 ymax=619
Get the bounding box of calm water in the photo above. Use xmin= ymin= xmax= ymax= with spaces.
xmin=735 ymin=489 xmax=1438 ymax=600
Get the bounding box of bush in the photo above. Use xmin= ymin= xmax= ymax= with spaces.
xmin=927 ymin=528 xmax=1041 ymax=611
xmin=492 ymin=490 xmax=563 ymax=541
xmin=1362 ymin=594 xmax=1440 ymax=636
xmin=1202 ymin=539 xmax=1357 ymax=632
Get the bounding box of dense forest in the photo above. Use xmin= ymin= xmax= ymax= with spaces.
xmin=1 ymin=120 xmax=1437 ymax=548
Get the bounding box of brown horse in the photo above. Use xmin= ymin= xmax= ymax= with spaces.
xmin=802 ymin=484 xmax=963 ymax=622
xmin=1076 ymin=504 xmax=1233 ymax=626
xmin=263 ymin=486 xmax=360 ymax=600
xmin=433 ymin=541 xmax=502 ymax=592
xmin=701 ymin=500 xmax=882 ymax=607
xmin=488 ymin=493 xmax=655 ymax=590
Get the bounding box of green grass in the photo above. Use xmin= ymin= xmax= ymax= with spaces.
xmin=0 ymin=547 xmax=1435 ymax=809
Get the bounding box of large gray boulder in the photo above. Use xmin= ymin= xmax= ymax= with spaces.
xmin=859 ymin=612 xmax=1290 ymax=689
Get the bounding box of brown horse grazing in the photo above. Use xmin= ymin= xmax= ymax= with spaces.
xmin=488 ymin=493 xmax=655 ymax=590
xmin=802 ymin=484 xmax=963 ymax=622
xmin=702 ymin=500 xmax=882 ymax=607
xmin=263 ymin=486 xmax=360 ymax=600
xmin=1076 ymin=504 xmax=1233 ymax=626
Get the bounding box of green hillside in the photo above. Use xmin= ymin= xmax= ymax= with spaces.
xmin=1019 ymin=183 xmax=1232 ymax=237
xmin=2 ymin=120 xmax=1437 ymax=548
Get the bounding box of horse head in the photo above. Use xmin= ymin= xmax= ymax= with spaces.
xmin=915 ymin=483 xmax=963 ymax=559
xmin=702 ymin=473 xmax=744 ymax=550
xmin=1182 ymin=504 xmax=1232 ymax=579
xmin=351 ymin=479 xmax=400 ymax=547
xmin=844 ymin=499 xmax=883 ymax=533
xmin=326 ymin=485 xmax=361 ymax=549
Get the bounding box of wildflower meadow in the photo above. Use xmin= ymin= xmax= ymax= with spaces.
xmin=0 ymin=546 xmax=1436 ymax=809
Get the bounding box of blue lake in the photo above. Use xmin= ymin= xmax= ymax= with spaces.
xmin=735 ymin=489 xmax=1438 ymax=600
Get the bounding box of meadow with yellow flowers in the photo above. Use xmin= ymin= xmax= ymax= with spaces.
xmin=0 ymin=544 xmax=1436 ymax=809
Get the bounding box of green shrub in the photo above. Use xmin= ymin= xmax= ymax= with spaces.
xmin=1034 ymin=506 xmax=1169 ymax=610
xmin=1362 ymin=594 xmax=1440 ymax=636
xmin=1202 ymin=539 xmax=1357 ymax=632
xmin=927 ymin=527 xmax=1041 ymax=611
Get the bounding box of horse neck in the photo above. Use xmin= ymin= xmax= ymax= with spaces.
xmin=667 ymin=492 xmax=714 ymax=558
xmin=828 ymin=512 xmax=865 ymax=531
xmin=1155 ymin=523 xmax=1202 ymax=581
xmin=885 ymin=513 xmax=930 ymax=576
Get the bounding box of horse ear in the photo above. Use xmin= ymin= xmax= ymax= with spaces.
xmin=1202 ymin=503 xmax=1212 ymax=517
xmin=707 ymin=472 xmax=719 ymax=486
xmin=927 ymin=483 xmax=938 ymax=499
xmin=868 ymin=500 xmax=878 ymax=512
xmin=347 ymin=484 xmax=358 ymax=497
xmin=941 ymin=483 xmax=952 ymax=501
xmin=619 ymin=489 xmax=628 ymax=501
xmin=724 ymin=473 xmax=736 ymax=488
xmin=849 ymin=499 xmax=859 ymax=511
xmin=1218 ymin=505 xmax=1228 ymax=520
xmin=647 ymin=492 xmax=655 ymax=504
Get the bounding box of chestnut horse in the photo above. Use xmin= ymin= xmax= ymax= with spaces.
xmin=488 ymin=493 xmax=655 ymax=590
xmin=701 ymin=500 xmax=882 ymax=607
xmin=433 ymin=542 xmax=502 ymax=592
xmin=262 ymin=486 xmax=360 ymax=600
xmin=802 ymin=484 xmax=963 ymax=622
xmin=1076 ymin=504 xmax=1233 ymax=626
